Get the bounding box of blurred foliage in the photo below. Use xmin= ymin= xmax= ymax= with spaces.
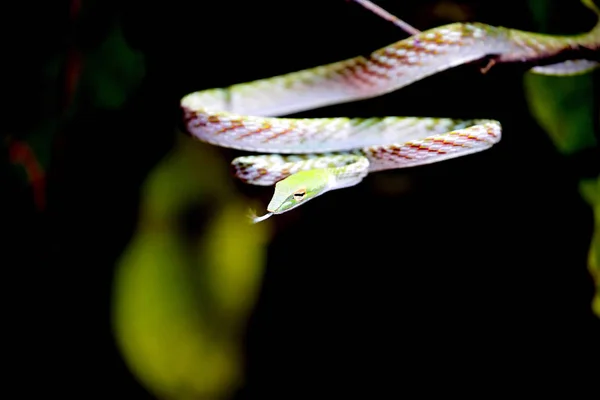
xmin=85 ymin=14 xmax=272 ymax=398
xmin=98 ymin=14 xmax=273 ymax=390
xmin=112 ymin=137 xmax=270 ymax=399
xmin=525 ymin=0 xmax=600 ymax=317
xmin=7 ymin=1 xmax=271 ymax=397
xmin=523 ymin=73 xmax=597 ymax=154
xmin=524 ymin=0 xmax=598 ymax=155
xmin=76 ymin=22 xmax=145 ymax=110
xmin=580 ymin=177 xmax=600 ymax=317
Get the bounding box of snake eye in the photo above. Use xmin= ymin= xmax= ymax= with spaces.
xmin=293 ymin=189 xmax=306 ymax=201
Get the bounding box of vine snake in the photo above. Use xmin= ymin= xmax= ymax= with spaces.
xmin=181 ymin=0 xmax=600 ymax=223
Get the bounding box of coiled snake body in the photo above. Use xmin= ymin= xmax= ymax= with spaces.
xmin=181 ymin=1 xmax=600 ymax=222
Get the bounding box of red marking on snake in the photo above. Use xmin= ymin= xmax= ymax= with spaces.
xmin=425 ymin=138 xmax=467 ymax=148
xmin=371 ymin=147 xmax=415 ymax=160
xmin=216 ymin=119 xmax=244 ymax=135
xmin=262 ymin=126 xmax=296 ymax=142
xmin=455 ymin=131 xmax=493 ymax=142
xmin=361 ymin=64 xmax=391 ymax=80
xmin=369 ymin=57 xmax=394 ymax=70
xmin=340 ymin=60 xmax=379 ymax=87
xmin=431 ymin=138 xmax=463 ymax=145
xmin=486 ymin=127 xmax=499 ymax=137
xmin=182 ymin=108 xmax=199 ymax=125
xmin=407 ymin=143 xmax=448 ymax=154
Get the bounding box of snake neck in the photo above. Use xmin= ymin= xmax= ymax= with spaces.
xmin=329 ymin=156 xmax=370 ymax=190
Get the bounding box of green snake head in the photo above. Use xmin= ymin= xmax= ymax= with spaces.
xmin=250 ymin=169 xmax=332 ymax=223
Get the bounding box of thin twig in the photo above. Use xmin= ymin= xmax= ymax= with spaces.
xmin=350 ymin=0 xmax=421 ymax=35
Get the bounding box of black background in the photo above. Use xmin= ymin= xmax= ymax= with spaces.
xmin=3 ymin=0 xmax=599 ymax=397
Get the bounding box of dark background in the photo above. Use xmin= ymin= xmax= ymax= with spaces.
xmin=3 ymin=0 xmax=599 ymax=397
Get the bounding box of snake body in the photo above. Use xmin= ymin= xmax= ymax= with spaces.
xmin=181 ymin=1 xmax=600 ymax=221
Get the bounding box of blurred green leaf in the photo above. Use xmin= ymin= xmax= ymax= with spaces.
xmin=580 ymin=176 xmax=600 ymax=318
xmin=525 ymin=0 xmax=599 ymax=318
xmin=112 ymin=136 xmax=271 ymax=399
xmin=524 ymin=0 xmax=598 ymax=154
xmin=523 ymin=72 xmax=597 ymax=154
xmin=78 ymin=22 xmax=145 ymax=109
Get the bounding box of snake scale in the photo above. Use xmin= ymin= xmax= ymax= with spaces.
xmin=181 ymin=0 xmax=600 ymax=223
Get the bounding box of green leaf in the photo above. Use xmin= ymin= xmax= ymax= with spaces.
xmin=523 ymin=72 xmax=597 ymax=154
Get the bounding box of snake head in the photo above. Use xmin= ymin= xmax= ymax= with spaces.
xmin=268 ymin=169 xmax=333 ymax=214
xmin=250 ymin=169 xmax=333 ymax=223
